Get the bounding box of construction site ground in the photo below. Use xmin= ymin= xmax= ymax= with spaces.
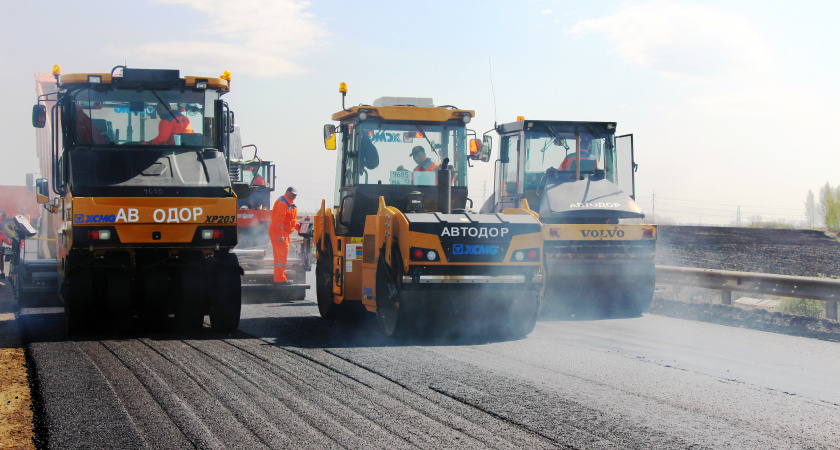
xmin=0 ymin=280 xmax=34 ymax=449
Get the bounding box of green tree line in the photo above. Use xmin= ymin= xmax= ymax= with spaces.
xmin=808 ymin=183 xmax=840 ymax=232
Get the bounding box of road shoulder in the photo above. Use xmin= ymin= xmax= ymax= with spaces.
xmin=0 ymin=282 xmax=35 ymax=449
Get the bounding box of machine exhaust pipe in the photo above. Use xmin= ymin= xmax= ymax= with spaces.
xmin=437 ymin=158 xmax=451 ymax=214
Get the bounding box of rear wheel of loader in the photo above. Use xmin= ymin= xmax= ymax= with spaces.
xmin=375 ymin=255 xmax=411 ymax=338
xmin=64 ymin=267 xmax=93 ymax=335
xmin=210 ymin=254 xmax=242 ymax=333
xmin=316 ymin=257 xmax=337 ymax=318
xmin=176 ymin=266 xmax=205 ymax=332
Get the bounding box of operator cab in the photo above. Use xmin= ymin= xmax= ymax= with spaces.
xmin=237 ymin=161 xmax=275 ymax=210
xmin=484 ymin=120 xmax=642 ymax=223
xmin=32 ymin=67 xmax=235 ymax=199
xmin=324 ymin=94 xmax=485 ymax=236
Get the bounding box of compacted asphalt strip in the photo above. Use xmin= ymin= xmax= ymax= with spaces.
xmin=18 ymin=269 xmax=840 ymax=449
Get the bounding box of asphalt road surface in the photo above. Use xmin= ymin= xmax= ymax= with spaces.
xmin=20 ymin=273 xmax=840 ymax=449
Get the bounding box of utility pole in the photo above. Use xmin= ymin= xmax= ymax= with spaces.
xmin=737 ymin=206 xmax=741 ymax=226
xmin=652 ymin=191 xmax=655 ymax=222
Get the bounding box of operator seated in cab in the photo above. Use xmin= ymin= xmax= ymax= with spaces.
xmin=144 ymin=102 xmax=193 ymax=145
xmin=559 ymin=137 xmax=598 ymax=171
xmin=396 ymin=145 xmax=439 ymax=172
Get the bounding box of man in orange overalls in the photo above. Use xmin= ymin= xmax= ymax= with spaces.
xmin=147 ymin=102 xmax=193 ymax=145
xmin=269 ymin=187 xmax=300 ymax=284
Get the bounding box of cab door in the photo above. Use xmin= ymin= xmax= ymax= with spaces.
xmin=615 ymin=134 xmax=636 ymax=199
xmin=493 ymin=134 xmax=521 ymax=212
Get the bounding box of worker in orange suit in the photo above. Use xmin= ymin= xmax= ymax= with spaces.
xmin=146 ymin=102 xmax=193 ymax=145
xmin=269 ymin=187 xmax=300 ymax=284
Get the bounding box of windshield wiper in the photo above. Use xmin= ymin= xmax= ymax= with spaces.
xmin=193 ymin=148 xmax=211 ymax=181
xmin=150 ymin=90 xmax=177 ymax=121
xmin=415 ymin=124 xmax=439 ymax=156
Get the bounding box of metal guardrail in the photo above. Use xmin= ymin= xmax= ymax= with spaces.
xmin=656 ymin=265 xmax=839 ymax=321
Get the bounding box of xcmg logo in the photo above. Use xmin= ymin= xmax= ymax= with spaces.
xmin=452 ymin=244 xmax=500 ymax=255
xmin=368 ymin=131 xmax=402 ymax=143
xmin=75 ymin=214 xmax=116 ymax=224
xmin=580 ymin=229 xmax=625 ymax=238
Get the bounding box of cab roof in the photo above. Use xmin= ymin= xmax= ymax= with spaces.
xmin=332 ymin=104 xmax=474 ymax=123
xmin=57 ymin=69 xmax=230 ymax=92
xmin=497 ymin=120 xmax=617 ymax=135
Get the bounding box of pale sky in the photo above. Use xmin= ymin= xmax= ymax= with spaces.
xmin=3 ymin=0 xmax=838 ymax=225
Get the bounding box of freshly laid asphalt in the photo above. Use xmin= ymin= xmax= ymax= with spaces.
xmin=18 ymin=272 xmax=840 ymax=449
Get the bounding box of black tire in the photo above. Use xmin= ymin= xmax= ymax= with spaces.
xmin=105 ymin=269 xmax=132 ymax=333
xmin=504 ymin=293 xmax=540 ymax=339
xmin=65 ymin=267 xmax=93 ymax=336
xmin=142 ymin=268 xmax=169 ymax=329
xmin=375 ymin=255 xmax=407 ymax=338
xmin=176 ymin=266 xmax=205 ymax=332
xmin=11 ymin=273 xmax=22 ymax=305
xmin=622 ymin=281 xmax=655 ymax=317
xmin=210 ymin=254 xmax=242 ymax=333
xmin=315 ymin=257 xmax=338 ymax=318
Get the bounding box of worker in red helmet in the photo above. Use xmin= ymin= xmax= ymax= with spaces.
xmin=146 ymin=102 xmax=193 ymax=145
xmin=268 ymin=187 xmax=300 ymax=284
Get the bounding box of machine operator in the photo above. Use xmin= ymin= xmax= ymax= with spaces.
xmin=269 ymin=187 xmax=300 ymax=284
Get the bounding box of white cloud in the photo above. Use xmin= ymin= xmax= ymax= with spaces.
xmin=542 ymin=9 xmax=552 ymax=15
xmin=566 ymin=0 xmax=772 ymax=81
xmin=136 ymin=0 xmax=328 ymax=77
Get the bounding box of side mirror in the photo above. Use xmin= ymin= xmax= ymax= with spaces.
xmin=268 ymin=164 xmax=276 ymax=191
xmin=481 ymin=135 xmax=493 ymax=162
xmin=324 ymin=124 xmax=336 ymax=150
xmin=35 ymin=178 xmax=49 ymax=204
xmin=32 ymin=105 xmax=46 ymax=128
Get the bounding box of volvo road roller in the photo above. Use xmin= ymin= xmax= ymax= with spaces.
xmin=31 ymin=65 xmax=243 ymax=334
xmin=315 ymin=84 xmax=543 ymax=337
xmin=481 ymin=119 xmax=656 ymax=317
